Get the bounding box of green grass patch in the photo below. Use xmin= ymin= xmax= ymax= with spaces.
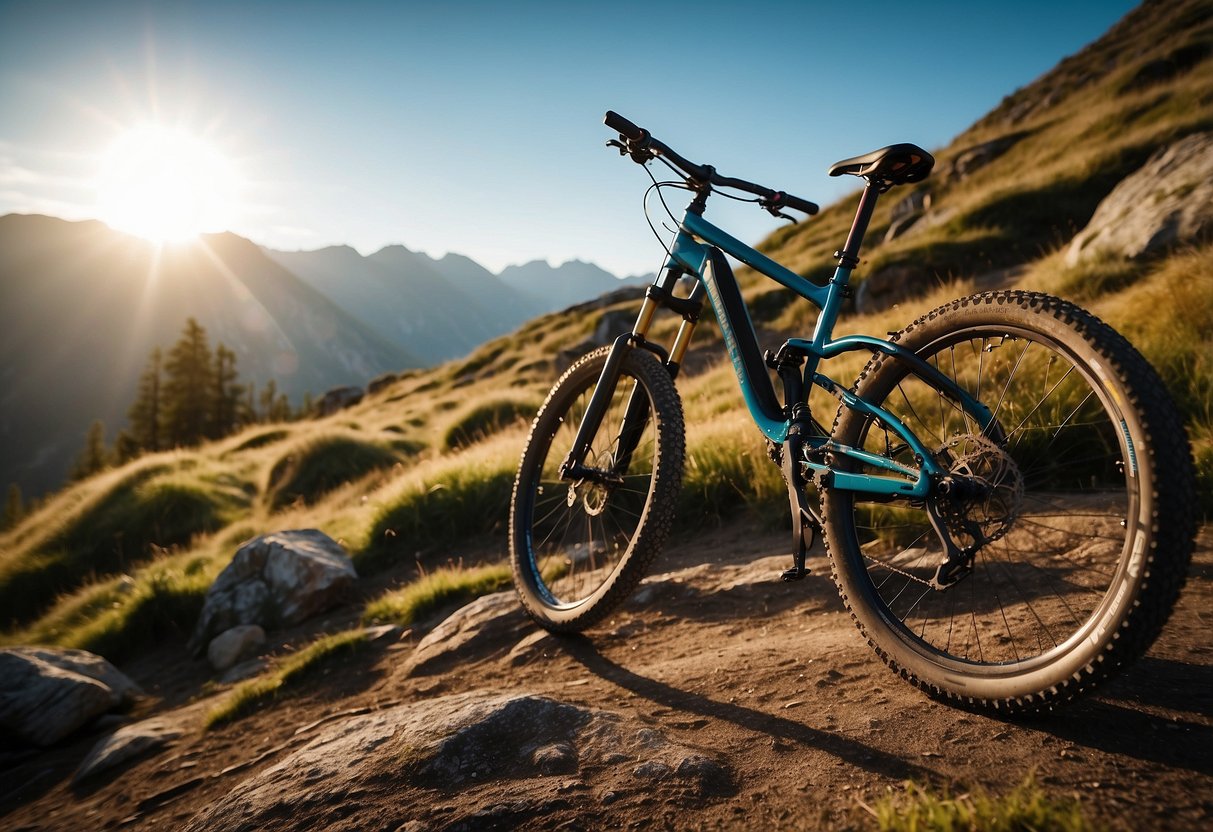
xmin=0 ymin=470 xmax=240 ymax=626
xmin=267 ymin=434 xmax=400 ymax=510
xmin=1048 ymin=253 xmax=1149 ymax=302
xmin=440 ymin=397 xmax=538 ymax=452
xmin=363 ymin=562 xmax=511 ymax=626
xmin=677 ymin=419 xmax=788 ymax=529
xmin=359 ymin=454 xmax=516 ymax=572
xmin=2 ymin=555 xmax=217 ymax=664
xmin=204 ymin=628 xmax=369 ymax=729
xmin=869 ymin=776 xmax=1092 ymax=832
xmin=225 ymin=429 xmax=291 ymax=455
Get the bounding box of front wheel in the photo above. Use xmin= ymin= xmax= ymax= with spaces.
xmin=823 ymin=291 xmax=1196 ymax=714
xmin=510 ymin=345 xmax=684 ymax=632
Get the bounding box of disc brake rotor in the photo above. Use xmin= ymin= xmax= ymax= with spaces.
xmin=937 ymin=433 xmax=1025 ymax=549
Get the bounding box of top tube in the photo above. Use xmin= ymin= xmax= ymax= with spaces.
xmin=678 ymin=213 xmax=832 ymax=309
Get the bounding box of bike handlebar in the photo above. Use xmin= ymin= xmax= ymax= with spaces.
xmin=604 ymin=110 xmax=819 ymax=217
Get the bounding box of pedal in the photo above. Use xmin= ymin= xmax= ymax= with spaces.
xmin=781 ymin=565 xmax=809 ymax=582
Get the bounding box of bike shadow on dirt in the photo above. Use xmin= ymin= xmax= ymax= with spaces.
xmin=1017 ymin=655 xmax=1213 ymax=775
xmin=556 ymin=634 xmax=936 ymax=785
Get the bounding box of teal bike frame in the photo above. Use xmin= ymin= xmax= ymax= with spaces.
xmin=559 ymin=176 xmax=996 ymax=580
xmin=667 ymin=207 xmax=993 ymax=500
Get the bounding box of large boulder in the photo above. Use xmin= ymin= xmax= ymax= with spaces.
xmin=0 ymin=647 xmax=141 ymax=747
xmin=1066 ymin=131 xmax=1213 ymax=266
xmin=189 ymin=530 xmax=357 ymax=653
xmin=182 ymin=691 xmax=732 ymax=831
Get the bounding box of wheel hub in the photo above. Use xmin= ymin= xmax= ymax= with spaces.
xmin=936 ymin=433 xmax=1025 ymax=548
xmin=566 ymin=449 xmax=616 ymax=517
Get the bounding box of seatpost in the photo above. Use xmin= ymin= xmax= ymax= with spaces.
xmin=835 ymin=183 xmax=881 ymax=269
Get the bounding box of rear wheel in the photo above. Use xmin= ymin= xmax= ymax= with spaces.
xmin=510 ymin=346 xmax=684 ymax=632
xmin=823 ymin=291 xmax=1196 ymax=713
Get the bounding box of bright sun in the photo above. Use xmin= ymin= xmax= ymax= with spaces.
xmin=96 ymin=125 xmax=241 ymax=243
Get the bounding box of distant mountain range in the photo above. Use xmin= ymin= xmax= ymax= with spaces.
xmin=0 ymin=213 xmax=646 ymax=496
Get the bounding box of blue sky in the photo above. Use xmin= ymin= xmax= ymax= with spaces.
xmin=0 ymin=0 xmax=1137 ymax=277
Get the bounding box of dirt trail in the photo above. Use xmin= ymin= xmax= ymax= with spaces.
xmin=3 ymin=523 xmax=1211 ymax=831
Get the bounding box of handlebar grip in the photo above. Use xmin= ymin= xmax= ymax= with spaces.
xmin=604 ymin=110 xmax=645 ymax=142
xmin=782 ymin=193 xmax=819 ymax=216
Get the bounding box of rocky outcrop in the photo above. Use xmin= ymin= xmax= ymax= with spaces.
xmin=941 ymin=132 xmax=1028 ymax=182
xmin=1066 ymin=131 xmax=1213 ymax=266
xmin=0 ymin=647 xmax=141 ymax=746
xmin=315 ymin=385 xmax=364 ymax=417
xmin=556 ymin=308 xmax=636 ymax=373
xmin=366 ymin=371 xmax=399 ymax=395
xmin=182 ymin=691 xmax=733 ymax=832
xmin=404 ymin=591 xmax=532 ymax=676
xmin=190 ymin=530 xmax=358 ymax=653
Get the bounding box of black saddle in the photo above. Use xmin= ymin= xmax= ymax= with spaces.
xmin=828 ymin=143 xmax=934 ymax=190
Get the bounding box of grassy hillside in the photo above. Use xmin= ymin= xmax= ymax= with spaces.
xmin=2 ymin=0 xmax=1210 ymax=665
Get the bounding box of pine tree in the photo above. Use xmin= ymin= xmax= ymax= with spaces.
xmin=127 ymin=347 xmax=163 ymax=454
xmin=245 ymin=381 xmax=258 ymax=424
xmin=211 ymin=344 xmax=244 ymax=439
xmin=260 ymin=379 xmax=279 ymax=423
xmin=270 ymin=392 xmax=291 ymax=422
xmin=3 ymin=484 xmax=23 ymax=531
xmin=162 ymin=318 xmax=214 ymax=446
xmin=113 ymin=429 xmax=141 ymax=463
xmin=70 ymin=420 xmax=109 ymax=481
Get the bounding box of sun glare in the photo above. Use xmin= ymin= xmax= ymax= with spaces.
xmin=96 ymin=125 xmax=240 ymax=243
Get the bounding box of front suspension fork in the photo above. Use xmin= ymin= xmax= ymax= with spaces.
xmin=559 ymin=268 xmax=703 ymax=483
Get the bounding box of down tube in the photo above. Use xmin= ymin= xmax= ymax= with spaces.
xmin=695 ymin=247 xmax=789 ymax=443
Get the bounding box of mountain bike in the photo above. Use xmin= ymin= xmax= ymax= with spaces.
xmin=509 ymin=111 xmax=1196 ymax=714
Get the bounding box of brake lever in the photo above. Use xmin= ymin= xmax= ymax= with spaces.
xmin=765 ymin=206 xmax=798 ymax=224
xmin=606 ymin=139 xmax=628 ymax=156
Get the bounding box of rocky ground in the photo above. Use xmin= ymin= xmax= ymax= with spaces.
xmin=2 ymin=522 xmax=1210 ymax=831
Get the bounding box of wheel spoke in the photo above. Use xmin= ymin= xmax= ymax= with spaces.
xmin=834 ymin=320 xmax=1137 ymax=673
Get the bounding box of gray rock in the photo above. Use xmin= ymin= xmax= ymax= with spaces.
xmin=367 ymin=372 xmax=399 ymax=395
xmin=555 ymin=308 xmax=637 ymax=373
xmin=404 ymin=591 xmax=530 ymax=676
xmin=315 ymin=385 xmax=364 ymax=416
xmin=207 ymin=625 xmax=266 ymax=672
xmin=0 ymin=648 xmax=140 ymax=747
xmin=943 ymin=133 xmax=1025 ymax=181
xmin=1066 ymin=131 xmax=1213 ymax=266
xmin=506 ymin=630 xmax=557 ymax=666
xmin=190 ymin=530 xmax=358 ymax=653
xmin=181 ymin=691 xmax=732 ymax=831
xmin=3 ymin=646 xmax=142 ymax=703
xmin=363 ymin=623 xmax=406 ymax=642
xmin=883 ymin=211 xmax=924 ymax=243
xmin=73 ymin=717 xmax=184 ymax=783
xmin=531 ymin=741 xmax=578 ymax=774
xmin=632 ymin=760 xmax=671 ymax=780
